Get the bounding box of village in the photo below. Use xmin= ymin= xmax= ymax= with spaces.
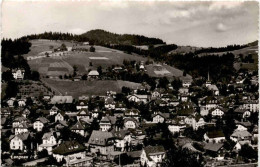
xmin=1 ymin=54 xmax=259 ymax=167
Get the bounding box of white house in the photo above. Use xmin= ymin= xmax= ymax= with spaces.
xmin=9 ymin=132 xmax=30 ymax=152
xmin=55 ymin=112 xmax=65 ymax=122
xmin=14 ymin=122 xmax=29 ymax=135
xmin=38 ymin=131 xmax=57 ymax=155
xmin=152 ymin=112 xmax=170 ymax=123
xmin=210 ymin=107 xmax=227 ymax=117
xmin=168 ymin=119 xmax=186 ymax=134
xmin=140 ymin=145 xmax=166 ymax=167
xmin=49 ymin=105 xmax=59 ymax=116
xmin=242 ymin=100 xmax=259 ymax=112
xmin=124 ymin=118 xmax=139 ymax=129
xmin=33 ymin=117 xmax=49 ymax=132
xmin=12 ymin=68 xmax=25 ymax=80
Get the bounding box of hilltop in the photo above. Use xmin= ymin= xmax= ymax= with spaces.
xmin=80 ymin=29 xmax=165 ymax=45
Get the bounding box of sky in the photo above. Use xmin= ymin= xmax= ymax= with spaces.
xmin=2 ymin=1 xmax=259 ymax=47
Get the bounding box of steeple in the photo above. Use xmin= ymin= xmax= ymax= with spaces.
xmin=206 ymin=69 xmax=211 ymax=87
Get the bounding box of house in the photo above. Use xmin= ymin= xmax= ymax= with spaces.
xmin=88 ymin=70 xmax=99 ymax=80
xmin=38 ymin=131 xmax=57 ymax=155
xmin=14 ymin=122 xmax=30 ymax=135
xmin=1 ymin=107 xmax=11 ymax=116
xmin=52 ymin=141 xmax=86 ymax=166
xmin=176 ymin=102 xmax=196 ymax=117
xmin=199 ymin=96 xmax=220 ymax=116
xmin=151 ymin=89 xmax=162 ymax=99
xmin=12 ymin=68 xmax=25 ymax=80
xmin=124 ymin=108 xmax=140 ymax=119
xmin=185 ymin=115 xmax=206 ymax=130
xmin=88 ymin=130 xmax=114 ymax=155
xmin=204 ymin=130 xmax=225 ymax=143
xmin=18 ymin=99 xmax=26 ymax=107
xmin=206 ymin=84 xmax=219 ymax=96
xmin=50 ymin=96 xmax=73 ymax=104
xmin=168 ymin=119 xmax=186 ymax=134
xmin=140 ymin=145 xmax=166 ymax=167
xmin=124 ymin=117 xmax=139 ymax=129
xmin=230 ymin=130 xmax=252 ymax=142
xmin=115 ymin=102 xmax=127 ymax=111
xmin=104 ymin=97 xmax=116 ymax=110
xmin=152 ymin=112 xmax=170 ymax=123
xmin=22 ymin=108 xmax=30 ymax=118
xmin=99 ymin=116 xmax=112 ymax=132
xmin=210 ymin=107 xmax=227 ymax=117
xmin=7 ymin=98 xmax=16 ymax=107
xmin=204 ymin=143 xmax=225 ymax=160
xmin=49 ymin=105 xmax=60 ymax=116
xmin=77 ymin=108 xmax=91 ymax=121
xmin=235 ymin=123 xmax=248 ymax=131
xmin=70 ymin=121 xmax=85 ymax=136
xmin=241 ymin=99 xmax=259 ymax=112
xmin=233 ymin=141 xmax=251 ymax=151
xmin=76 ymin=98 xmax=89 ymax=110
xmin=234 ymin=108 xmax=251 ymax=119
xmin=127 ymin=94 xmax=150 ymax=104
xmin=55 ymin=111 xmax=65 ymax=122
xmin=12 ymin=116 xmax=28 ymax=128
xmin=9 ymin=132 xmax=31 ymax=152
xmin=112 ymin=129 xmax=132 ymax=152
xmin=33 ymin=117 xmax=49 ymax=132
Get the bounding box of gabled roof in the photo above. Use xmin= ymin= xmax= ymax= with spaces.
xmin=125 ymin=108 xmax=140 ymax=115
xmin=144 ymin=145 xmax=165 ymax=161
xmin=77 ymin=109 xmax=90 ymax=116
xmin=210 ymin=106 xmax=228 ymax=113
xmin=206 ymin=130 xmax=225 ymax=138
xmin=53 ymin=141 xmax=85 ymax=155
xmin=13 ymin=116 xmax=28 ymax=122
xmin=71 ymin=121 xmax=85 ymax=130
xmin=10 ymin=132 xmax=30 ymax=141
xmin=231 ymin=130 xmax=252 ymax=138
xmin=204 ymin=142 xmax=223 ymax=152
xmin=234 ymin=108 xmax=249 ymax=113
xmin=36 ymin=117 xmax=49 ymax=124
xmin=88 ymin=70 xmax=99 ymax=76
xmin=42 ymin=131 xmax=55 ymax=140
xmin=152 ymin=112 xmax=170 ymax=119
xmin=88 ymin=130 xmax=114 ymax=146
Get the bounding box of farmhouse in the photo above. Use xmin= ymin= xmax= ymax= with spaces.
xmin=152 ymin=112 xmax=170 ymax=123
xmin=204 ymin=143 xmax=225 ymax=160
xmin=230 ymin=130 xmax=252 ymax=142
xmin=71 ymin=121 xmax=85 ymax=136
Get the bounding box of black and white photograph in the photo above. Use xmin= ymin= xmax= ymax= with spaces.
xmin=1 ymin=0 xmax=259 ymax=166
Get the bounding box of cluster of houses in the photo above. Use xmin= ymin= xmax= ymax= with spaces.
xmin=1 ymin=66 xmax=258 ymax=166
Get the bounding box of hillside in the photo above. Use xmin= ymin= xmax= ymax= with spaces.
xmin=80 ymin=29 xmax=165 ymax=45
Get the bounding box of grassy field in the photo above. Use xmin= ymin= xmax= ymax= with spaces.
xmin=42 ymin=78 xmax=142 ymax=97
xmin=146 ymin=64 xmax=192 ymax=81
xmin=27 ymin=40 xmax=147 ymax=76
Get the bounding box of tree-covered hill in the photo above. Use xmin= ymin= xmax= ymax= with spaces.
xmin=81 ymin=29 xmax=165 ymax=45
